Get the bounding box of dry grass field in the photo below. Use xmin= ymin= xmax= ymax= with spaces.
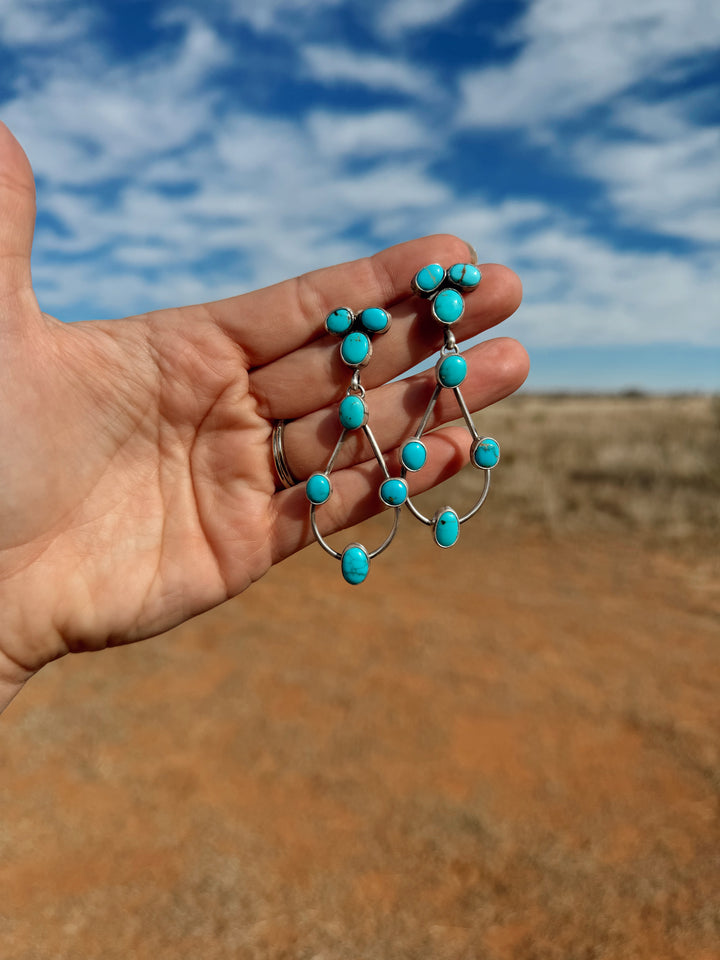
xmin=460 ymin=392 xmax=720 ymax=549
xmin=2 ymin=393 xmax=719 ymax=960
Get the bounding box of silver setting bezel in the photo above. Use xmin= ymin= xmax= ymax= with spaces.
xmin=325 ymin=306 xmax=356 ymax=337
xmin=358 ymin=307 xmax=392 ymax=336
xmin=339 ymin=394 xmax=369 ymax=430
xmin=435 ymin=352 xmax=467 ymax=389
xmin=445 ymin=263 xmax=482 ymax=293
xmin=432 ymin=506 xmax=460 ymax=549
xmin=399 ymin=437 xmax=428 ymax=473
xmin=379 ymin=477 xmax=408 ymax=507
xmin=305 ymin=471 xmax=333 ymax=505
xmin=431 ymin=287 xmax=466 ymax=326
xmin=340 ymin=542 xmax=370 ymax=585
xmin=411 ymin=263 xmax=446 ymax=299
xmin=340 ymin=331 xmax=373 ymax=368
xmin=470 ymin=436 xmax=501 ymax=470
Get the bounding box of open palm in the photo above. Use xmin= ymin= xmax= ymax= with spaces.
xmin=0 ymin=122 xmax=527 ymax=709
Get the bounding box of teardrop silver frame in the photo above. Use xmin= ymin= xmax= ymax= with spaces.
xmin=310 ymin=422 xmax=401 ymax=562
xmin=401 ymin=382 xmax=492 ymax=528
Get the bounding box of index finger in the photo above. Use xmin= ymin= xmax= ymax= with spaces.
xmin=195 ymin=234 xmax=480 ymax=368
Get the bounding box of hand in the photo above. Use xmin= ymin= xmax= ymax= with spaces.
xmin=0 ymin=122 xmax=527 ymax=710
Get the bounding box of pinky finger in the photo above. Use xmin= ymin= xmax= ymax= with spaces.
xmin=269 ymin=424 xmax=482 ymax=566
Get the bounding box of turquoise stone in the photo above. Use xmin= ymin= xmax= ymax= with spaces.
xmin=341 ymin=544 xmax=369 ymax=585
xmin=432 ymin=288 xmax=464 ymax=324
xmin=437 ymin=354 xmax=467 ymax=388
xmin=379 ymin=478 xmax=408 ymax=507
xmin=305 ymin=472 xmax=331 ymax=504
xmin=339 ymin=395 xmax=367 ymax=430
xmin=434 ymin=508 xmax=459 ymax=548
xmin=400 ymin=440 xmax=427 ymax=472
xmin=326 ymin=308 xmax=354 ymax=335
xmin=473 ymin=437 xmax=500 ymax=469
xmin=413 ymin=263 xmax=445 ymax=295
xmin=448 ymin=263 xmax=481 ymax=290
xmin=359 ymin=307 xmax=390 ymax=334
xmin=341 ymin=331 xmax=371 ymax=366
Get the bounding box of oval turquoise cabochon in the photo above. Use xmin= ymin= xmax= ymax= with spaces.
xmin=434 ymin=508 xmax=460 ymax=548
xmin=432 ymin=288 xmax=464 ymax=324
xmin=325 ymin=307 xmax=354 ymax=335
xmin=339 ymin=395 xmax=367 ymax=430
xmin=413 ymin=263 xmax=445 ymax=294
xmin=340 ymin=331 xmax=371 ymax=366
xmin=447 ymin=263 xmax=481 ymax=289
xmin=379 ymin=478 xmax=408 ymax=506
xmin=473 ymin=437 xmax=500 ymax=469
xmin=306 ymin=472 xmax=332 ymax=504
xmin=358 ymin=307 xmax=390 ymax=333
xmin=341 ymin=545 xmax=369 ymax=585
xmin=437 ymin=354 xmax=467 ymax=388
xmin=400 ymin=439 xmax=427 ymax=472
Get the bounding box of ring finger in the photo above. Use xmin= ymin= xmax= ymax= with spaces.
xmin=274 ymin=336 xmax=528 ymax=485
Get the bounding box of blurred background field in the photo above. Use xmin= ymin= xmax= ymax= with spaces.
xmin=2 ymin=392 xmax=718 ymax=960
xmin=453 ymin=391 xmax=720 ymax=550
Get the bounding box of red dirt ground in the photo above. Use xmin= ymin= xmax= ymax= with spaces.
xmin=1 ymin=518 xmax=719 ymax=959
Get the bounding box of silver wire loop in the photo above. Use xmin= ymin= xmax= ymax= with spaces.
xmin=271 ymin=419 xmax=299 ymax=489
xmin=310 ymin=303 xmax=405 ymax=583
xmin=403 ymin=259 xmax=498 ymax=541
xmin=310 ymin=421 xmax=402 ymax=559
xmin=403 ymin=467 xmax=491 ymax=526
xmin=310 ymin=501 xmax=401 ymax=560
xmin=347 ymin=370 xmax=366 ymax=398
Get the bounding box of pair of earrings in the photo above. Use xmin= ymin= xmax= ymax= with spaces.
xmin=305 ymin=262 xmax=500 ymax=585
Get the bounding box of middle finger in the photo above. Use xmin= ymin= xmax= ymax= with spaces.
xmin=250 ymin=262 xmax=521 ymax=421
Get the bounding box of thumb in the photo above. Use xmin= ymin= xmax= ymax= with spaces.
xmin=0 ymin=121 xmax=36 ymax=292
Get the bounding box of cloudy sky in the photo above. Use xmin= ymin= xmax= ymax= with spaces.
xmin=1 ymin=0 xmax=718 ymax=390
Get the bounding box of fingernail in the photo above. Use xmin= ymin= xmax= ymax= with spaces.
xmin=463 ymin=241 xmax=478 ymax=264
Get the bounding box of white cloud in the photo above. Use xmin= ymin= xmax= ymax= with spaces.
xmin=1 ymin=0 xmax=715 ymax=361
xmin=308 ymin=109 xmax=431 ymax=157
xmin=3 ymin=16 xmax=227 ymax=185
xmin=34 ymin=159 xmax=720 ymax=350
xmin=373 ymin=197 xmax=720 ymax=348
xmin=219 ymin=0 xmax=344 ymax=33
xmin=218 ymin=0 xmax=470 ymax=39
xmin=32 ymin=258 xmax=229 ymax=321
xmin=573 ymin=100 xmax=720 ymax=244
xmin=460 ymin=0 xmax=720 ymax=128
xmin=503 ymin=228 xmax=712 ymax=345
xmin=378 ymin=0 xmax=469 ymax=36
xmin=456 ymin=1 xmax=720 ymax=250
xmin=302 ymin=44 xmax=434 ymax=96
xmin=31 ymin=100 xmax=448 ymax=312
xmin=0 ymin=0 xmax=95 ymax=45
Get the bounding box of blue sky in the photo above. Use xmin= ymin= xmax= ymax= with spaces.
xmin=1 ymin=0 xmax=718 ymax=391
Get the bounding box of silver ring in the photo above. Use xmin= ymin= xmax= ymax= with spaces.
xmin=271 ymin=419 xmax=299 ymax=489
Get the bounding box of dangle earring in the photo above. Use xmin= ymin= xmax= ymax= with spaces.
xmin=400 ymin=262 xmax=500 ymax=547
xmin=306 ymin=305 xmax=408 ymax=585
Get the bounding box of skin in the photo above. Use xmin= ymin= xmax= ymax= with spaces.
xmin=0 ymin=121 xmax=528 ymax=713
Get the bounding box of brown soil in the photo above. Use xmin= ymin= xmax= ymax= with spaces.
xmin=1 ymin=396 xmax=719 ymax=959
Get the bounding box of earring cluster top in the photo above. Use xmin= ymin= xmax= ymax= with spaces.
xmin=325 ymin=306 xmax=391 ymax=368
